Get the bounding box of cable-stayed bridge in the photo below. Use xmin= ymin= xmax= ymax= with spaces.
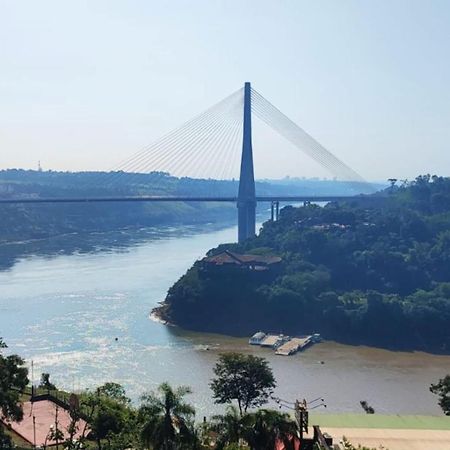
xmin=1 ymin=83 xmax=377 ymax=243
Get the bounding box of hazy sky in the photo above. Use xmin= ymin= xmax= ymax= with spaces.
xmin=1 ymin=0 xmax=449 ymax=181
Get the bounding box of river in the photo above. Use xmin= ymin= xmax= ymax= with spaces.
xmin=1 ymin=223 xmax=449 ymax=417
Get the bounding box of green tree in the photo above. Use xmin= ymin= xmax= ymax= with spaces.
xmin=82 ymin=385 xmax=133 ymax=450
xmin=0 ymin=339 xmax=29 ymax=448
xmin=97 ymin=382 xmax=131 ymax=406
xmin=138 ymin=382 xmax=198 ymax=450
xmin=242 ymin=409 xmax=298 ymax=450
xmin=64 ymin=403 xmax=85 ymax=450
xmin=92 ymin=402 xmax=127 ymax=448
xmin=39 ymin=372 xmax=56 ymax=390
xmin=209 ymin=405 xmax=243 ymax=450
xmin=0 ymin=432 xmax=12 ymax=449
xmin=430 ymin=375 xmax=450 ymax=415
xmin=47 ymin=425 xmax=65 ymax=448
xmin=0 ymin=338 xmax=29 ymax=420
xmin=210 ymin=353 xmax=276 ymax=416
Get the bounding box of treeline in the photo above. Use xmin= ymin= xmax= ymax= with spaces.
xmin=0 ymin=169 xmax=381 ymax=198
xmin=0 ymin=170 xmax=239 ymax=244
xmin=159 ymin=175 xmax=450 ymax=352
xmin=0 ymin=169 xmax=376 ymax=245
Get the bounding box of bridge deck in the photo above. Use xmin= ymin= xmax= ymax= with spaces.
xmin=0 ymin=195 xmax=378 ymax=204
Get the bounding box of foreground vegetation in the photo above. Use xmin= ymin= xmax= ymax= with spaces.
xmin=0 ymin=342 xmax=294 ymax=449
xmin=159 ymin=175 xmax=450 ymax=352
xmin=0 ymin=345 xmax=299 ymax=449
xmin=0 ymin=339 xmax=413 ymax=449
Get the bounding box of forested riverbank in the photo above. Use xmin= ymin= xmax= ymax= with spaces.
xmin=158 ymin=175 xmax=450 ymax=352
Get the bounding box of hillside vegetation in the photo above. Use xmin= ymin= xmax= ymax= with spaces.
xmin=0 ymin=170 xmax=236 ymax=243
xmin=0 ymin=169 xmax=371 ymax=243
xmin=158 ymin=175 xmax=450 ymax=352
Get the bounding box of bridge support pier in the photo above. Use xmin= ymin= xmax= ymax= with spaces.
xmin=238 ymin=200 xmax=256 ymax=242
xmin=270 ymin=201 xmax=280 ymax=221
xmin=237 ymin=82 xmax=256 ymax=243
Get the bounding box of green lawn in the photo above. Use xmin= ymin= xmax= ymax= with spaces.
xmin=309 ymin=413 xmax=450 ymax=430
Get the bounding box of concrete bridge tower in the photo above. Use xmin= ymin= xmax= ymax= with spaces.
xmin=237 ymin=82 xmax=256 ymax=243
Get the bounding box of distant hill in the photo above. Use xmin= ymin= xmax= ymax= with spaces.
xmin=0 ymin=169 xmax=382 ymax=243
xmin=0 ymin=169 xmax=384 ymax=199
xmin=156 ymin=175 xmax=450 ymax=352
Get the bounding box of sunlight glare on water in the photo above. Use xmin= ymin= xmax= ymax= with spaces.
xmin=1 ymin=224 xmax=449 ymax=416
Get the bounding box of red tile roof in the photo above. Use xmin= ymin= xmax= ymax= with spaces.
xmin=204 ymin=250 xmax=281 ymax=266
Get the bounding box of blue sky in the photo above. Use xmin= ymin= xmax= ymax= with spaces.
xmin=1 ymin=0 xmax=449 ymax=180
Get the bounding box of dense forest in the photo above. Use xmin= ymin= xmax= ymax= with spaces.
xmin=157 ymin=175 xmax=450 ymax=352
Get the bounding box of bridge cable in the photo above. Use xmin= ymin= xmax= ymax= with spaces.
xmin=251 ymin=91 xmax=375 ymax=194
xmin=83 ymin=96 xmax=229 ymax=189
xmin=169 ymin=117 xmax=236 ymax=180
xmin=86 ymin=87 xmax=244 ymax=191
xmin=205 ymin=118 xmax=242 ymax=181
xmin=187 ymin=99 xmax=243 ymax=180
xmin=129 ymin=89 xmax=243 ymax=178
xmin=251 ymin=88 xmax=375 ymax=194
xmin=109 ymin=87 xmax=242 ymax=176
xmin=184 ymin=119 xmax=237 ymax=180
xmin=251 ymin=91 xmax=350 ymax=178
xmin=218 ymin=118 xmax=243 ymax=181
xmin=222 ymin=119 xmax=243 ymax=181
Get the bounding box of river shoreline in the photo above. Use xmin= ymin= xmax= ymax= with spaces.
xmin=151 ymin=302 xmax=450 ymax=356
xmin=1 ymin=223 xmax=449 ymax=416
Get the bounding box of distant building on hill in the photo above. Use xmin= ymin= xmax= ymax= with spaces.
xmin=202 ymin=250 xmax=282 ymax=271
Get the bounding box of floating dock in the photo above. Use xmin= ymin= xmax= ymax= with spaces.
xmin=260 ymin=334 xmax=287 ymax=348
xmin=275 ymin=336 xmax=311 ymax=356
xmin=249 ymin=332 xmax=321 ymax=356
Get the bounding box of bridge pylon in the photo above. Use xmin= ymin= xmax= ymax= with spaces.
xmin=237 ymin=82 xmax=256 ymax=243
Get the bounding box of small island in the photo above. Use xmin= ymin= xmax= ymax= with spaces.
xmin=155 ymin=175 xmax=450 ymax=352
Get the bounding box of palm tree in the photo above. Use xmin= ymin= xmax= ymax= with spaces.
xmin=138 ymin=382 xmax=198 ymax=450
xmin=242 ymin=409 xmax=298 ymax=450
xmin=209 ymin=405 xmax=243 ymax=450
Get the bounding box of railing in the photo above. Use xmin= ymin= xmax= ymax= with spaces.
xmin=17 ymin=386 xmax=92 ymax=421
xmin=20 ymin=386 xmax=72 ymax=405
